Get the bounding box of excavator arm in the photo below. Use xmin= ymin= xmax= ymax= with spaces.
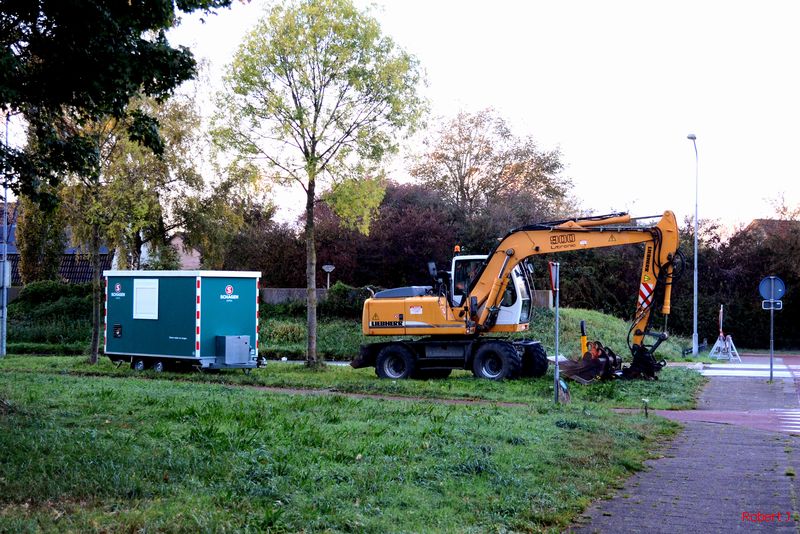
xmin=468 ymin=211 xmax=680 ymax=352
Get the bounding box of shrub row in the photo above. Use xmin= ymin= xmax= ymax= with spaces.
xmin=261 ymin=281 xmax=374 ymax=320
xmin=8 ymin=341 xmax=88 ymax=355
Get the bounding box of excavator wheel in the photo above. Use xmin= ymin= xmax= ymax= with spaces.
xmin=472 ymin=342 xmax=521 ymax=380
xmin=520 ymin=343 xmax=548 ymax=378
xmin=376 ymin=344 xmax=417 ymax=379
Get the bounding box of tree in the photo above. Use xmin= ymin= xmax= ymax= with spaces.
xmin=454 ymin=189 xmax=577 ymax=254
xmin=222 ymin=204 xmax=306 ymax=287
xmin=2 ymin=0 xmax=236 ymax=364
xmin=410 ymin=108 xmax=571 ymax=221
xmin=213 ymin=0 xmax=425 ymax=366
xmin=179 ymin=164 xmax=267 ymax=269
xmin=315 ymin=182 xmax=458 ymax=288
xmin=16 ymin=192 xmax=65 ymax=284
xmin=100 ymin=96 xmax=205 ymax=269
xmin=59 ymin=95 xmax=221 ymax=364
xmin=0 ymin=0 xmax=233 ymax=202
xmin=769 ymin=193 xmax=800 ymax=221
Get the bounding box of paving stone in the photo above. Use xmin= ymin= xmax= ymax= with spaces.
xmin=570 ymin=373 xmax=800 ymax=533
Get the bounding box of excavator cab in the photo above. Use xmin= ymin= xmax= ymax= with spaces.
xmin=451 ymin=256 xmax=483 ymax=306
xmin=450 ymin=255 xmax=532 ymax=326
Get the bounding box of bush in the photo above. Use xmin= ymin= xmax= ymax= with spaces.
xmin=261 ymin=300 xmax=307 ymax=319
xmin=28 ymin=295 xmax=92 ymax=321
xmin=15 ymin=281 xmax=92 ymax=306
xmin=266 ymin=321 xmax=306 ymax=344
xmin=8 ymin=318 xmax=91 ymax=343
xmin=260 ymin=282 xmax=373 ymax=320
xmin=7 ymin=341 xmax=88 ymax=355
xmin=318 ymin=281 xmax=371 ymax=319
xmin=9 ymin=281 xmax=94 ymax=344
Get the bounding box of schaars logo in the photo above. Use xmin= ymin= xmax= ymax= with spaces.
xmin=110 ymin=281 xmax=126 ymax=298
xmin=220 ymin=284 xmax=239 ymax=300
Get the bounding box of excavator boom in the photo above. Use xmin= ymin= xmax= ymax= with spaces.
xmin=470 ymin=211 xmax=679 ymax=348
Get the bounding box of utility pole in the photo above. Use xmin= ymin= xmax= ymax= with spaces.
xmin=1 ymin=114 xmax=9 ymax=358
xmin=687 ymin=133 xmax=699 ymax=355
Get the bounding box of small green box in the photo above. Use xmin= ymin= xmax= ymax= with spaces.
xmin=104 ymin=270 xmax=261 ymax=371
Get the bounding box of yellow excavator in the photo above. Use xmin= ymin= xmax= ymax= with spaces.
xmin=351 ymin=211 xmax=681 ymax=380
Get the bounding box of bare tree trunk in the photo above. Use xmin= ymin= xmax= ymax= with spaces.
xmin=89 ymin=222 xmax=102 ymax=364
xmin=305 ymin=178 xmax=320 ymax=367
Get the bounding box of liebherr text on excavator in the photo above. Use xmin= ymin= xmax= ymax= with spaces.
xmin=351 ymin=211 xmax=681 ymax=380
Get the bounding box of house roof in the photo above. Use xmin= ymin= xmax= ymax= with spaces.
xmin=1 ymin=224 xmax=110 ymax=256
xmin=8 ymin=252 xmax=115 ymax=285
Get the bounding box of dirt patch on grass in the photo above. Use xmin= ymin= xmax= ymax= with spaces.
xmin=249 ymin=384 xmax=532 ymax=407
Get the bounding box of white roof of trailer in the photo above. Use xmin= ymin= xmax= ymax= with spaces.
xmin=103 ymin=270 xmax=261 ymax=278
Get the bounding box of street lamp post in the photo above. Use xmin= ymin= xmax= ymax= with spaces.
xmin=687 ymin=133 xmax=699 ymax=356
xmin=322 ymin=264 xmax=335 ymax=289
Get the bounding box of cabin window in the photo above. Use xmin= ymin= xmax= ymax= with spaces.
xmin=133 ymin=279 xmax=159 ymax=320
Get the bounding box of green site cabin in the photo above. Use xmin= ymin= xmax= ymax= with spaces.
xmin=103 ymin=270 xmax=261 ymax=371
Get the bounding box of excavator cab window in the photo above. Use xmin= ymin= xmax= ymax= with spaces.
xmin=453 ymin=259 xmax=483 ymax=300
xmin=521 ymin=259 xmax=536 ymax=291
xmin=500 ymin=278 xmax=517 ymax=307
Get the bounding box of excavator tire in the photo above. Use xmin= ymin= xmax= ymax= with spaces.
xmin=472 ymin=342 xmax=521 ymax=380
xmin=412 ymin=369 xmax=453 ymax=380
xmin=376 ymin=344 xmax=417 ymax=379
xmin=520 ymin=343 xmax=549 ymax=378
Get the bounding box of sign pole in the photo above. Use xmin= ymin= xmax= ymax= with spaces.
xmin=759 ymin=275 xmax=786 ymax=383
xmin=551 ymin=262 xmax=560 ymax=404
xmin=770 ymin=277 xmax=775 ymax=382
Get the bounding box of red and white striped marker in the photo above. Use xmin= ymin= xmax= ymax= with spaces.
xmin=638 ymin=282 xmax=655 ymax=309
xmin=195 ymin=277 xmax=201 ymax=357
xmin=103 ymin=278 xmax=108 ymax=354
xmin=255 ymin=279 xmax=260 ymax=352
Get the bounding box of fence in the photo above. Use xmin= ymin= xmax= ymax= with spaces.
xmin=260 ymin=288 xmax=328 ymax=304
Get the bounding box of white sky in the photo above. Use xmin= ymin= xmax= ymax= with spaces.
xmin=170 ymin=0 xmax=800 ymax=229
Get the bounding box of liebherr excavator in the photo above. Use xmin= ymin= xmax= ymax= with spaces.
xmin=351 ymin=211 xmax=681 ymax=380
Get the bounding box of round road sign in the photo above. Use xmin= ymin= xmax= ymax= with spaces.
xmin=759 ymin=276 xmax=786 ymax=301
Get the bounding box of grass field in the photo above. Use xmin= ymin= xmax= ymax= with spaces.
xmin=0 ymin=355 xmax=705 ymax=410
xmin=0 ymin=367 xmax=682 ymax=532
xmin=0 ymin=299 xmax=708 ymax=531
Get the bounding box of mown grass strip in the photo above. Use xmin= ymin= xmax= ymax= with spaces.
xmin=0 ymin=355 xmax=706 ymax=411
xmin=0 ymin=371 xmax=679 ymax=532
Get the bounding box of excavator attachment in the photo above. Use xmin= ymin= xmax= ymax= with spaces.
xmin=558 ymin=340 xmax=622 ymax=384
xmin=559 ymin=321 xmax=667 ymax=384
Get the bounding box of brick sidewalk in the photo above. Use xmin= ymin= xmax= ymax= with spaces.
xmin=571 ymin=376 xmax=800 ymax=533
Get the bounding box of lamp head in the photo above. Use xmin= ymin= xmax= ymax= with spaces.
xmin=687 ymin=133 xmax=696 ymax=140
